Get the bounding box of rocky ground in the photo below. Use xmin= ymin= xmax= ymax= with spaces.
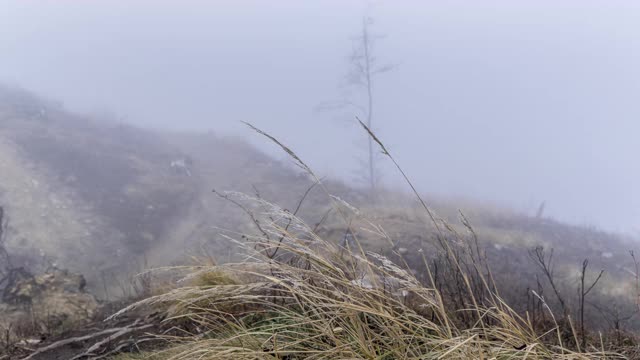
xmin=0 ymin=267 xmax=173 ymax=360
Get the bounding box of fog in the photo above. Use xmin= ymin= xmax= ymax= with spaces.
xmin=2 ymin=0 xmax=640 ymax=231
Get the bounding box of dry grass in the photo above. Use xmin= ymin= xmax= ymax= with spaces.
xmin=108 ymin=123 xmax=631 ymax=359
xmin=110 ymin=192 xmax=628 ymax=359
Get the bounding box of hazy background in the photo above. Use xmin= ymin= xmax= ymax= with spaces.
xmin=1 ymin=0 xmax=639 ymax=231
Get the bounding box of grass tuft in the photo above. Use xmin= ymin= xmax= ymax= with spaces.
xmin=112 ymin=125 xmax=629 ymax=359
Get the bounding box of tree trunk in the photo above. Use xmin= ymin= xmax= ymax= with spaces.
xmin=362 ymin=18 xmax=375 ymax=201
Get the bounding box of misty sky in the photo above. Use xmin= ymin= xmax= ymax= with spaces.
xmin=1 ymin=1 xmax=640 ymax=231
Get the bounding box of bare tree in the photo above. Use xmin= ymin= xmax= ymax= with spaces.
xmin=348 ymin=17 xmax=394 ymax=198
xmin=318 ymin=16 xmax=393 ymax=199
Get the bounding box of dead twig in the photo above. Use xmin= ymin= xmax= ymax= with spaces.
xmin=579 ymin=258 xmax=604 ymax=350
xmin=20 ymin=321 xmax=149 ymax=360
xmin=529 ymin=246 xmax=567 ymax=316
xmin=69 ymin=324 xmax=154 ymax=360
xmin=213 ymin=189 xmax=270 ymax=240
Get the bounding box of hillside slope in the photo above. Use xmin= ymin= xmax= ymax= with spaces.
xmin=0 ymin=85 xmax=637 ymax=318
xmin=0 ymin=86 xmax=356 ymax=294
